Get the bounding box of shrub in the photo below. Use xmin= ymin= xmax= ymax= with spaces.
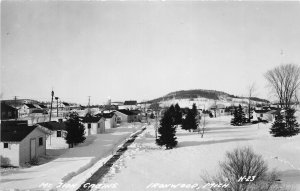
xmin=29 ymin=157 xmax=39 ymax=166
xmin=202 ymin=147 xmax=289 ymax=191
xmin=1 ymin=156 xmax=11 ymax=167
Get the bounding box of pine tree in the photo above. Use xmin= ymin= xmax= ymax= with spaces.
xmin=156 ymin=109 xmax=177 ymax=149
xmin=231 ymin=107 xmax=239 ymax=126
xmin=168 ymin=104 xmax=176 ymax=125
xmin=65 ymin=112 xmax=86 ymax=148
xmin=174 ymin=103 xmax=182 ymax=125
xmin=285 ymin=108 xmax=300 ymax=136
xmin=181 ymin=106 xmax=198 ymax=132
xmin=270 ymin=111 xmax=286 ymax=137
xmin=238 ymin=104 xmax=246 ymax=124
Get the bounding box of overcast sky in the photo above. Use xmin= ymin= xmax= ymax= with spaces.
xmin=1 ymin=1 xmax=300 ymax=105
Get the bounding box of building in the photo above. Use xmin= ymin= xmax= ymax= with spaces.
xmin=209 ymin=104 xmax=226 ymax=117
xmin=1 ymin=102 xmax=18 ymax=120
xmin=19 ymin=104 xmax=37 ymax=117
xmin=115 ymin=109 xmax=138 ymax=123
xmin=96 ymin=112 xmax=118 ymax=129
xmin=119 ymin=100 xmax=138 ymax=110
xmin=81 ymin=116 xmax=105 ymax=135
xmin=253 ymin=109 xmax=277 ymax=122
xmin=0 ymin=122 xmax=49 ymax=167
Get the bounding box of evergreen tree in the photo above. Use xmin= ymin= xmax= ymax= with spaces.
xmin=285 ymin=108 xmax=300 ymax=136
xmin=168 ymin=104 xmax=176 ymax=125
xmin=182 ymin=107 xmax=198 ymax=132
xmin=156 ymin=108 xmax=177 ymax=149
xmin=231 ymin=105 xmax=245 ymax=126
xmin=231 ymin=107 xmax=239 ymax=126
xmin=270 ymin=111 xmax=286 ymax=137
xmin=174 ymin=103 xmax=182 ymax=125
xmin=65 ymin=112 xmax=86 ymax=148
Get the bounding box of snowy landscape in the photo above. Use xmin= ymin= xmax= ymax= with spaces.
xmin=2 ymin=1 xmax=300 ymax=191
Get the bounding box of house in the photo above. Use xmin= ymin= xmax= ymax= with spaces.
xmin=0 ymin=122 xmax=49 ymax=167
xmin=115 ymin=109 xmax=138 ymax=123
xmin=130 ymin=110 xmax=143 ymax=122
xmin=96 ymin=112 xmax=118 ymax=129
xmin=81 ymin=115 xmax=105 ymax=136
xmin=1 ymin=102 xmax=18 ymax=120
xmin=61 ymin=102 xmax=71 ymax=111
xmin=253 ymin=109 xmax=277 ymax=122
xmin=119 ymin=100 xmax=138 ymax=110
xmin=209 ymin=104 xmax=226 ymax=117
xmin=37 ymin=121 xmax=67 ymax=147
xmin=19 ymin=104 xmax=37 ymax=117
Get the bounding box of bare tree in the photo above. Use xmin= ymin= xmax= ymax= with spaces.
xmin=265 ymin=64 xmax=300 ymax=109
xmin=247 ymin=83 xmax=256 ymax=122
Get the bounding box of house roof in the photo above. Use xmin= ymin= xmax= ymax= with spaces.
xmin=39 ymin=104 xmax=47 ymax=109
xmin=25 ymin=104 xmax=36 ymax=109
xmin=1 ymin=125 xmax=37 ymax=142
xmin=62 ymin=102 xmax=70 ymax=106
xmin=1 ymin=102 xmax=18 ymax=111
xmin=117 ymin=109 xmax=136 ymax=116
xmin=254 ymin=109 xmax=270 ymax=114
xmin=38 ymin=121 xmax=67 ymax=131
xmin=96 ymin=112 xmax=115 ymax=119
xmin=80 ymin=116 xmax=102 ymax=123
xmin=124 ymin=101 xmax=137 ymax=105
xmin=31 ymin=109 xmax=44 ymax=114
xmin=210 ymin=104 xmax=226 ymax=110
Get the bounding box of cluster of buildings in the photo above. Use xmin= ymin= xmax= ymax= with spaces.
xmin=0 ymin=99 xmax=152 ymax=167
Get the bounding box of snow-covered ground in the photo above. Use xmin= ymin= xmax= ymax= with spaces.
xmin=0 ymin=123 xmax=144 ymax=191
xmin=99 ymin=115 xmax=300 ymax=191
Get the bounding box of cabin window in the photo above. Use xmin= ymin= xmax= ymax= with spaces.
xmin=4 ymin=143 xmax=9 ymax=148
xmin=88 ymin=123 xmax=91 ymax=129
xmin=260 ymin=114 xmax=263 ymax=117
xmin=97 ymin=123 xmax=100 ymax=128
xmin=57 ymin=131 xmax=61 ymax=137
xmin=58 ymin=119 xmax=63 ymax=123
xmin=39 ymin=137 xmax=43 ymax=146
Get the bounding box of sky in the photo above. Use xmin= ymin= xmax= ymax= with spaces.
xmin=1 ymin=1 xmax=300 ymax=105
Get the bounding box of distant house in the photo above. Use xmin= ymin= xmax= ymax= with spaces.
xmin=0 ymin=122 xmax=49 ymax=167
xmin=19 ymin=104 xmax=37 ymax=117
xmin=115 ymin=109 xmax=138 ymax=123
xmin=209 ymin=104 xmax=226 ymax=117
xmin=96 ymin=112 xmax=118 ymax=129
xmin=253 ymin=109 xmax=277 ymax=122
xmin=119 ymin=100 xmax=138 ymax=110
xmin=61 ymin=102 xmax=71 ymax=111
xmin=1 ymin=102 xmax=18 ymax=120
xmin=81 ymin=116 xmax=105 ymax=136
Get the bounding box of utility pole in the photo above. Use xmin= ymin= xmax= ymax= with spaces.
xmin=55 ymin=97 xmax=59 ymax=117
xmin=88 ymin=96 xmax=91 ymax=114
xmin=14 ymin=96 xmax=18 ymax=120
xmin=49 ymin=90 xmax=54 ymax=121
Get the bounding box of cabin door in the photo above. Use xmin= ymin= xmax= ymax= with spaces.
xmin=30 ymin=138 xmax=36 ymax=159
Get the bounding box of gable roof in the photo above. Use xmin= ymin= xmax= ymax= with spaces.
xmin=25 ymin=104 xmax=36 ymax=109
xmin=116 ymin=109 xmax=136 ymax=116
xmin=124 ymin=101 xmax=137 ymax=105
xmin=39 ymin=104 xmax=48 ymax=109
xmin=254 ymin=109 xmax=270 ymax=114
xmin=95 ymin=112 xmax=116 ymax=119
xmin=62 ymin=102 xmax=70 ymax=106
xmin=1 ymin=125 xmax=37 ymax=142
xmin=80 ymin=116 xmax=103 ymax=123
xmin=38 ymin=121 xmax=67 ymax=131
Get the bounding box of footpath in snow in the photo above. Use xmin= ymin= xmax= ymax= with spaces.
xmin=0 ymin=123 xmax=145 ymax=191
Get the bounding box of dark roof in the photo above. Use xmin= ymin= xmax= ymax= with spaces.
xmin=1 ymin=102 xmax=18 ymax=111
xmin=95 ymin=112 xmax=115 ymax=118
xmin=39 ymin=104 xmax=47 ymax=109
xmin=130 ymin=110 xmax=142 ymax=115
xmin=62 ymin=102 xmax=70 ymax=106
xmin=1 ymin=125 xmax=37 ymax=142
xmin=31 ymin=109 xmax=44 ymax=114
xmin=254 ymin=110 xmax=270 ymax=114
xmin=117 ymin=109 xmax=136 ymax=116
xmin=80 ymin=116 xmax=102 ymax=123
xmin=25 ymin=104 xmax=36 ymax=108
xmin=38 ymin=121 xmax=66 ymax=131
xmin=124 ymin=101 xmax=137 ymax=105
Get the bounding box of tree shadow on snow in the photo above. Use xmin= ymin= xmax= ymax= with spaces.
xmin=178 ymin=138 xmax=253 ymax=148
